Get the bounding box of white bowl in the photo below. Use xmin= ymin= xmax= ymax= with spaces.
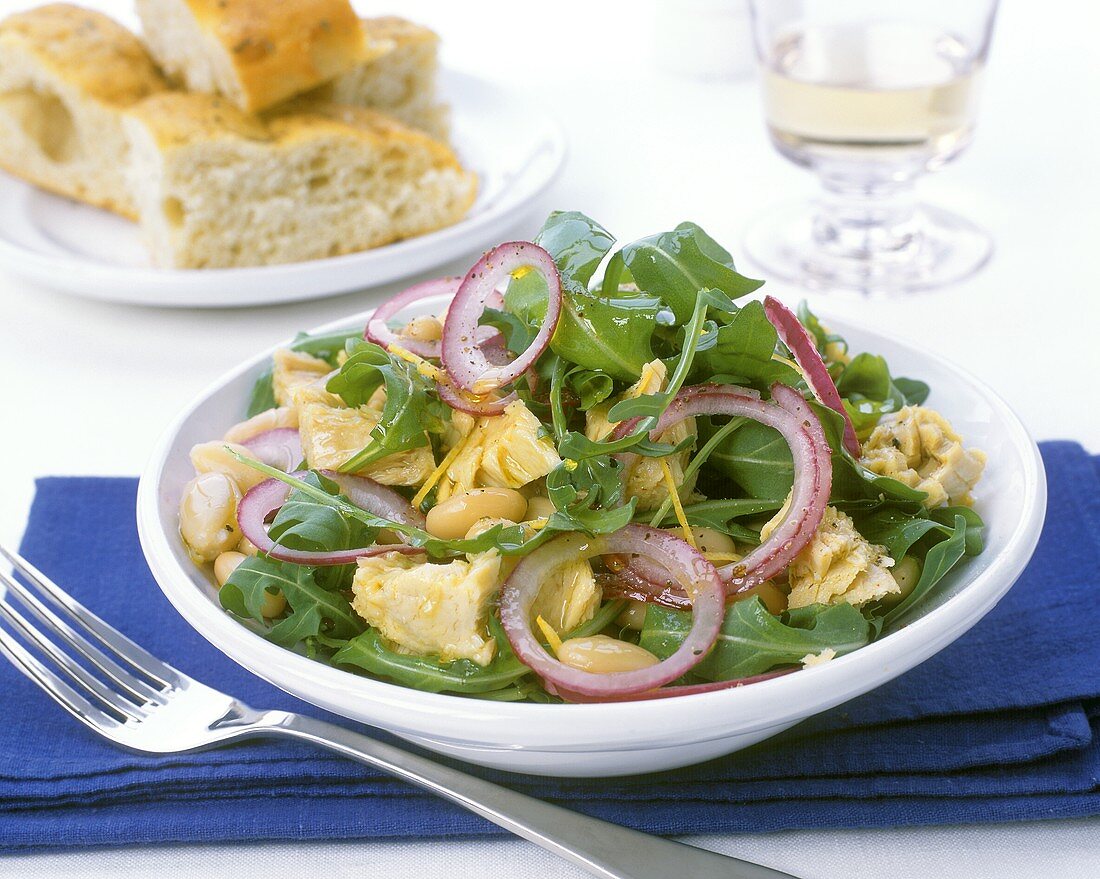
xmin=137 ymin=298 xmax=1046 ymax=777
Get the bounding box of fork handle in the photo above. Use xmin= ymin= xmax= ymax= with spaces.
xmin=257 ymin=711 xmax=797 ymax=879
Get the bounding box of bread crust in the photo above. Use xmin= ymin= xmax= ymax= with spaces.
xmin=139 ymin=0 xmax=367 ymax=112
xmin=0 ymin=4 xmax=167 ymax=107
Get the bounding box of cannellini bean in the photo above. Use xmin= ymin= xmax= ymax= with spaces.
xmin=557 ymin=635 xmax=660 ymax=674
xmin=260 ymin=588 xmax=287 ymax=619
xmin=190 ymin=441 xmax=268 ymax=491
xmin=179 ymin=472 xmax=242 ymax=562
xmin=237 ymin=536 xmax=260 ymax=556
xmin=400 ymin=315 xmax=444 ymax=342
xmin=223 ymin=406 xmax=298 ymax=443
xmin=616 ymin=600 xmax=649 ymax=631
xmin=524 ymin=496 xmax=556 ymax=521
xmin=736 ymin=580 xmax=788 ymax=615
xmin=689 ymin=527 xmax=737 ymax=556
xmin=891 ymin=556 xmax=922 ymax=600
xmin=425 ymin=488 xmax=528 ymax=540
xmin=213 ymin=551 xmax=246 ymax=586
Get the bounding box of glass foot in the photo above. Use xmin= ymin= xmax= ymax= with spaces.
xmin=743 ymin=200 xmax=993 ymax=293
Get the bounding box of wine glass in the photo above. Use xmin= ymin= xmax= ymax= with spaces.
xmin=744 ymin=0 xmax=1000 ymax=293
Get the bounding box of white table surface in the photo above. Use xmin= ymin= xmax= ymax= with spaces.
xmin=1 ymin=0 xmax=1098 ymax=875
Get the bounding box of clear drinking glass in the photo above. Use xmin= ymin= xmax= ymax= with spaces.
xmin=744 ymin=0 xmax=999 ymax=292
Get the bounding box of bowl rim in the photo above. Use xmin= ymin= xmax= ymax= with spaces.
xmin=137 ymin=299 xmax=1046 ymax=748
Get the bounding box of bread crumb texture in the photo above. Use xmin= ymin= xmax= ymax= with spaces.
xmin=0 ymin=4 xmax=167 ymax=216
xmin=123 ymin=92 xmax=476 ymax=268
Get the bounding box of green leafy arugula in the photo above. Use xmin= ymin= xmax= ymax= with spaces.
xmin=326 ymin=340 xmax=443 ymax=472
xmin=220 ymin=555 xmax=364 ymax=649
xmin=610 ymin=221 xmax=764 ymax=323
xmin=640 ymin=598 xmax=871 ymax=679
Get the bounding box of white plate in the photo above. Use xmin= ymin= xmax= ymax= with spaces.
xmin=0 ymin=71 xmax=566 ymax=308
xmin=137 ymin=301 xmax=1046 ymax=777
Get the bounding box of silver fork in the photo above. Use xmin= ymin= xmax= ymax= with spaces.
xmin=0 ymin=543 xmax=799 ymax=879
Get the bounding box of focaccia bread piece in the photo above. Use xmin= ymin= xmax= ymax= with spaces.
xmin=301 ymin=17 xmax=449 ymax=140
xmin=123 ymin=92 xmax=477 ymax=268
xmin=135 ymin=0 xmax=367 ymax=113
xmin=0 ymin=4 xmax=168 ymax=217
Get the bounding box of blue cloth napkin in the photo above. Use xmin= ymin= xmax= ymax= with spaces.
xmin=2 ymin=441 xmax=1099 ymax=852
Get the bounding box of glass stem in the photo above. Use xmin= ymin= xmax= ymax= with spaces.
xmin=811 ymin=172 xmax=922 ymax=261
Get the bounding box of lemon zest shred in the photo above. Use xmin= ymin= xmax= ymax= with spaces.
xmin=536 ymin=615 xmax=563 ymax=656
xmin=525 ymin=517 xmax=550 ymax=531
xmin=703 ymin=552 xmax=743 ymax=563
xmin=771 ymin=353 xmax=805 ymax=380
xmin=411 ymin=438 xmax=468 ymax=508
xmin=511 ymin=265 xmax=532 ymax=280
xmin=659 ymin=458 xmax=696 ymax=549
xmin=387 ymin=342 xmax=447 ymax=383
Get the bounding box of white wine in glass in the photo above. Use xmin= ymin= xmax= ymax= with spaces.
xmin=745 ymin=2 xmax=999 ymax=293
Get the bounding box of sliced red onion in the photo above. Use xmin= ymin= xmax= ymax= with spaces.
xmin=442 ymin=242 xmax=562 ymax=394
xmin=436 ymin=380 xmax=517 ymax=417
xmin=320 ymin=471 xmax=426 ymax=529
xmin=499 ymin=525 xmax=725 ymax=699
xmin=240 ymin=428 xmax=302 ymax=473
xmin=237 ymin=474 xmax=424 ymax=566
xmin=764 ymin=295 xmax=860 ymax=457
xmin=365 ymin=276 xmax=461 ymax=359
xmin=614 ymin=383 xmax=832 ymax=593
xmin=365 ymin=276 xmax=502 ymax=360
xmin=547 ymin=668 xmax=794 ymax=703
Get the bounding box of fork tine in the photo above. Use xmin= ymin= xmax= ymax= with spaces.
xmin=0 ymin=597 xmax=147 ymax=721
xmin=0 ymin=564 xmax=167 ymax=704
xmin=0 ymin=543 xmax=178 ymax=691
xmin=0 ymin=622 xmax=121 ymax=734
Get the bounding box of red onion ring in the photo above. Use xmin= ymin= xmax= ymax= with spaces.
xmin=365 ymin=276 xmax=461 ymax=359
xmin=240 ymin=428 xmax=302 ymax=473
xmin=365 ymin=276 xmax=501 ymax=360
xmin=237 ymin=473 xmax=424 ymax=566
xmin=764 ymin=295 xmax=860 ymax=457
xmin=320 ymin=471 xmax=426 ymax=530
xmin=435 ymin=381 xmax=517 ymax=417
xmin=612 ymin=383 xmax=831 ymax=593
xmin=499 ymin=525 xmax=725 ymax=698
xmin=547 ymin=668 xmax=794 ymax=703
xmin=442 ymin=242 xmax=562 ymax=394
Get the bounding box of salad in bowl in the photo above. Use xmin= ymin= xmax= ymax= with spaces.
xmin=176 ymin=212 xmax=987 ymax=705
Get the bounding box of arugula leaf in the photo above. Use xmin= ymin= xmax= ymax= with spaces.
xmin=505 ymin=212 xmax=660 ymax=381
xmin=333 ymin=620 xmax=531 ymax=695
xmin=619 ymin=221 xmax=763 ymax=323
xmin=246 ymin=330 xmax=363 ymax=417
xmin=647 ymin=498 xmax=783 ymax=539
xmin=695 ymin=300 xmax=801 ymax=389
xmin=857 ymin=505 xmax=984 ymax=562
xmin=220 ymin=555 xmax=364 ymax=648
xmin=332 ymin=600 xmax=626 ymax=695
xmin=709 ymin=401 xmax=926 ymax=504
xmin=640 ymin=598 xmax=871 ymax=679
xmin=529 ymin=210 xmax=616 ymax=286
xmin=796 ymin=301 xmax=846 ymax=358
xmin=880 ymin=514 xmax=974 ymax=628
xmin=552 ymin=288 xmax=663 ymax=381
xmin=325 ymin=341 xmax=439 ymax=472
xmin=894 ymin=377 xmax=931 ymax=406
xmin=269 ymin=472 xmax=378 ymax=553
xmin=565 ymin=367 xmax=615 ymax=411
